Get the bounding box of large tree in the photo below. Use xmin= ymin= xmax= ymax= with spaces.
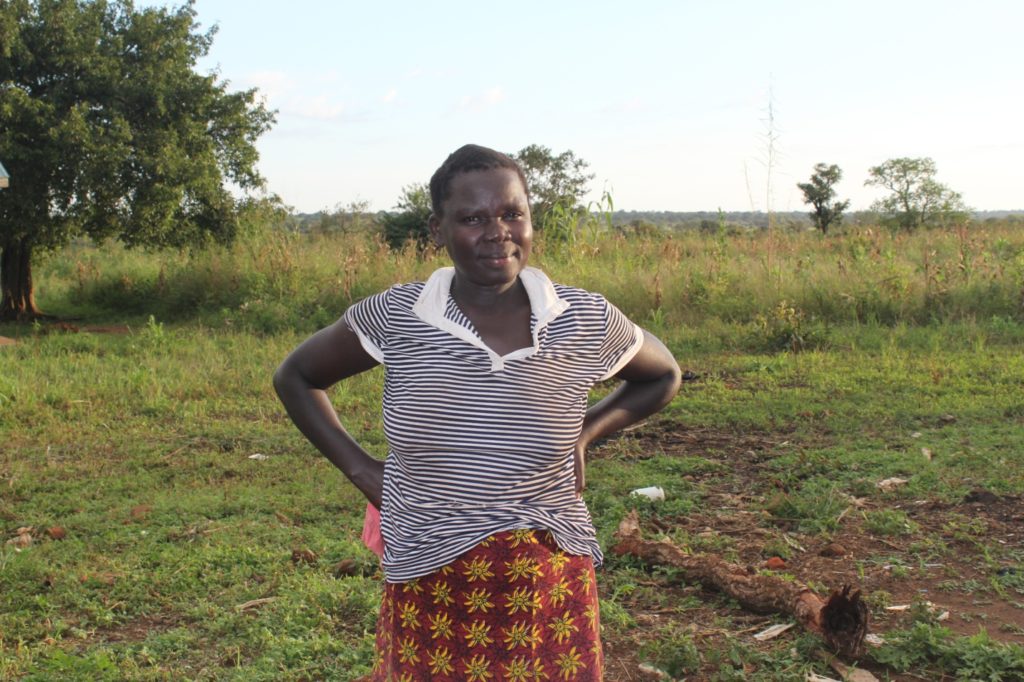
xmin=511 ymin=144 xmax=593 ymax=229
xmin=865 ymin=157 xmax=968 ymax=232
xmin=797 ymin=163 xmax=850 ymax=235
xmin=0 ymin=0 xmax=274 ymax=319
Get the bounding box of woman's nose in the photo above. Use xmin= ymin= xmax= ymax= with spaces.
xmin=483 ymin=217 xmax=511 ymax=240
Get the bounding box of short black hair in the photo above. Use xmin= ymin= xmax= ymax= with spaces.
xmin=429 ymin=144 xmax=529 ymax=217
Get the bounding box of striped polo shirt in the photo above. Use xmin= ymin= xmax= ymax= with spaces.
xmin=343 ymin=266 xmax=644 ymax=583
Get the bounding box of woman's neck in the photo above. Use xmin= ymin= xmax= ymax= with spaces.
xmin=450 ymin=274 xmax=529 ymax=314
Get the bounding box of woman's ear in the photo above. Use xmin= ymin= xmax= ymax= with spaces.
xmin=428 ymin=214 xmax=444 ymax=247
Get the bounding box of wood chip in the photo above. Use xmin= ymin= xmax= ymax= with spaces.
xmin=637 ymin=663 xmax=671 ymax=680
xmin=753 ymin=622 xmax=795 ymax=641
xmin=818 ymin=651 xmax=881 ymax=681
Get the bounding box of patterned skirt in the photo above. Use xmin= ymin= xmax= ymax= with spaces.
xmin=371 ymin=529 xmax=603 ymax=681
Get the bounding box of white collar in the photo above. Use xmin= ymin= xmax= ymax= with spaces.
xmin=411 ymin=266 xmax=570 ymax=371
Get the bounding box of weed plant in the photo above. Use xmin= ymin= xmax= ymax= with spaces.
xmin=33 ymin=221 xmax=1024 ymax=339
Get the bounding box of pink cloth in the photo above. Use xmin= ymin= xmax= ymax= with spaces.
xmin=361 ymin=503 xmax=384 ymax=557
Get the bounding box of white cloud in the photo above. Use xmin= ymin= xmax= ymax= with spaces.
xmin=382 ymin=88 xmax=398 ymax=104
xmin=286 ymin=95 xmax=346 ymax=121
xmin=458 ymin=87 xmax=505 ymax=112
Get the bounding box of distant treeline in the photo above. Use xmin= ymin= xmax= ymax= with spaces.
xmin=289 ymin=208 xmax=1024 ymax=236
xmin=608 ymin=210 xmax=1024 ymax=232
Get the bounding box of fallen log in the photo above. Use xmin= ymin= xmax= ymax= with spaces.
xmin=611 ymin=510 xmax=868 ymax=658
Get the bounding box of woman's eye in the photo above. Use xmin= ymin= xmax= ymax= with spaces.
xmin=462 ymin=216 xmax=481 ymax=225
xmin=503 ymin=211 xmax=523 ymax=220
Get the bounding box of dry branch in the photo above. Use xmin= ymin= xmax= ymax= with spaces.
xmin=611 ymin=510 xmax=868 ymax=658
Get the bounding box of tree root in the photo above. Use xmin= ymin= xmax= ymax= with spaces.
xmin=611 ymin=510 xmax=868 ymax=659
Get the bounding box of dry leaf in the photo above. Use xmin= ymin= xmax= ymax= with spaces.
xmin=921 ymin=447 xmax=933 ymax=461
xmin=236 ymin=597 xmax=277 ymax=611
xmin=291 ymin=549 xmax=318 ymax=565
xmin=7 ymin=533 xmax=32 ymax=548
xmin=876 ymin=477 xmax=908 ymax=492
xmin=130 ymin=505 xmax=152 ymax=521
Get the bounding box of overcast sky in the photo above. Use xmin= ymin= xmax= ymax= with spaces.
xmin=147 ymin=0 xmax=1023 ymax=213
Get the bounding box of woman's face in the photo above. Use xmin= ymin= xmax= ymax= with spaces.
xmin=430 ymin=167 xmax=533 ymax=291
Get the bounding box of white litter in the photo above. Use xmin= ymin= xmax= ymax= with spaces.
xmin=630 ymin=486 xmax=665 ymax=501
xmin=248 ymin=453 xmax=269 ymax=461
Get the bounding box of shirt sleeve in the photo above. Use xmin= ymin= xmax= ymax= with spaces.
xmin=342 ymin=289 xmax=392 ymax=364
xmin=597 ymin=298 xmax=645 ymax=380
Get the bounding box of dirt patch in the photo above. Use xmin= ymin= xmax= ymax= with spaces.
xmin=594 ymin=422 xmax=1024 ymax=681
xmin=0 ymin=336 xmax=15 ymax=346
xmin=95 ymin=613 xmax=183 ymax=643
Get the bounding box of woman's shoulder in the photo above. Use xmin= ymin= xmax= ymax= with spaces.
xmin=551 ymin=281 xmax=609 ymax=308
xmin=359 ymin=280 xmax=426 ymax=306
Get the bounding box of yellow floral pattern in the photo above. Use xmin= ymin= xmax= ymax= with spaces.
xmin=372 ymin=530 xmax=602 ymax=681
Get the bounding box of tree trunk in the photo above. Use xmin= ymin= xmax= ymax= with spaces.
xmin=612 ymin=510 xmax=869 ymax=659
xmin=0 ymin=238 xmax=41 ymax=320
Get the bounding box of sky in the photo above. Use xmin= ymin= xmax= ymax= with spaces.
xmin=146 ymin=0 xmax=1023 ymax=214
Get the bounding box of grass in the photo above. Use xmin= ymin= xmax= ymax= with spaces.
xmin=3 ymin=223 xmax=1024 ymax=679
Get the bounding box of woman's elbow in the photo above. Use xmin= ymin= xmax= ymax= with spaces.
xmin=272 ymin=360 xmax=295 ymax=400
xmin=662 ymin=358 xmax=683 ymax=403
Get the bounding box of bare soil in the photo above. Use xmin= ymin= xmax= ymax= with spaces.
xmin=592 ymin=422 xmax=1024 ymax=681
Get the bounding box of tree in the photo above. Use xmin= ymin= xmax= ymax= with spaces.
xmin=865 ymin=157 xmax=968 ymax=232
xmin=511 ymin=145 xmax=593 ymax=229
xmin=797 ymin=163 xmax=850 ymax=234
xmin=0 ymin=0 xmax=274 ymax=319
xmin=379 ymin=183 xmax=431 ymax=249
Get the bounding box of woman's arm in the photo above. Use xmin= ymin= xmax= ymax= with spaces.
xmin=574 ymin=329 xmax=682 ymax=494
xmin=273 ymin=319 xmax=385 ymax=508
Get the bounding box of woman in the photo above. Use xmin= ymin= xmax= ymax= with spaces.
xmin=274 ymin=144 xmax=681 ymax=681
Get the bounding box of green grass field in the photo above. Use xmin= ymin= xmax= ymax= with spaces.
xmin=2 ymin=224 xmax=1023 ymax=680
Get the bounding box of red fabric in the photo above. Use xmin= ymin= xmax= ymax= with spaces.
xmin=362 ymin=503 xmax=384 ymax=558
xmin=371 ymin=529 xmax=603 ymax=681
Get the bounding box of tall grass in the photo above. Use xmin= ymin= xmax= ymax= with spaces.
xmin=34 ymin=222 xmax=1024 ymax=334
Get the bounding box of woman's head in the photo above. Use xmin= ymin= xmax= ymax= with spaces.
xmin=429 ymin=144 xmax=529 ymax=218
xmin=428 ymin=145 xmax=533 ymax=292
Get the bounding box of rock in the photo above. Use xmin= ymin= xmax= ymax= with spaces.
xmin=46 ymin=526 xmax=67 ymax=540
xmin=333 ymin=559 xmax=358 ymax=577
xmin=819 ymin=543 xmax=847 ymax=558
xmin=963 ymin=489 xmax=998 ymax=505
